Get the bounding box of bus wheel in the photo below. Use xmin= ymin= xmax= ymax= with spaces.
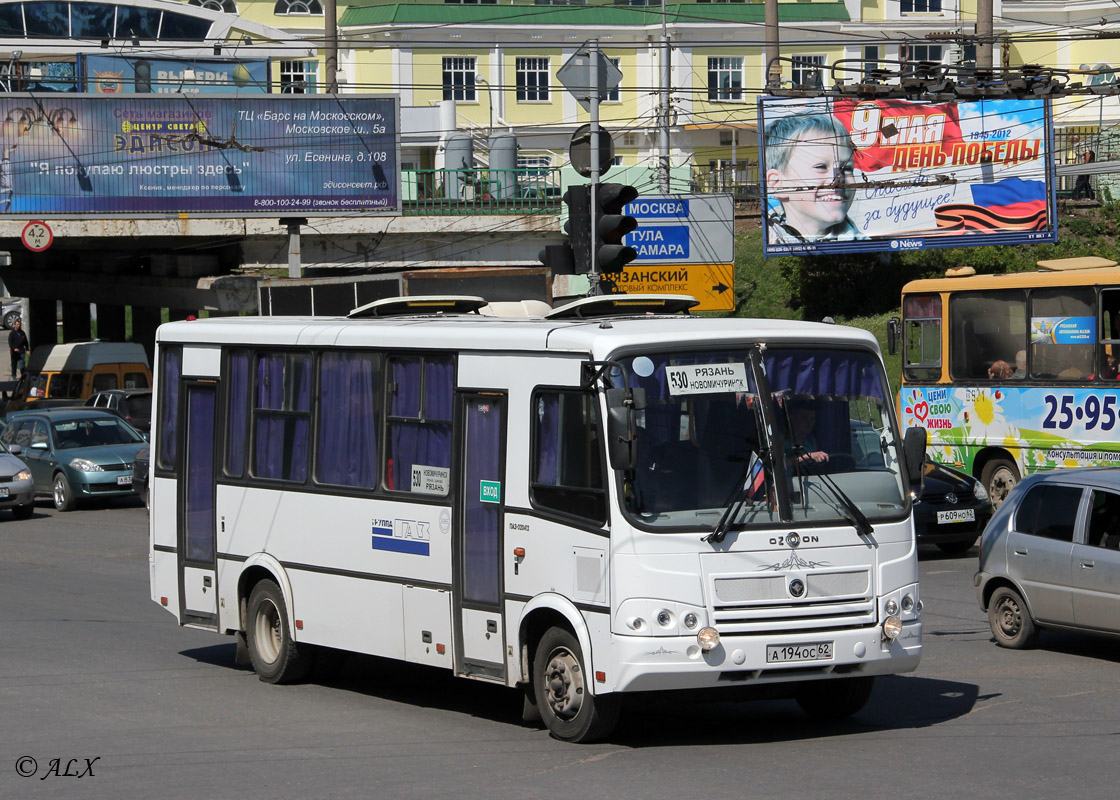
xmin=981 ymin=458 xmax=1020 ymax=509
xmin=796 ymin=676 xmax=875 ymax=720
xmin=246 ymin=580 xmax=312 ymax=684
xmin=532 ymin=627 xmax=620 ymax=743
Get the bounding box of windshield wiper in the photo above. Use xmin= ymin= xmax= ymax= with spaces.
xmin=808 ymin=472 xmax=874 ymax=536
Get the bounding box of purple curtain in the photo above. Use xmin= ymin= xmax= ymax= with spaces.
xmin=765 ymin=350 xmax=884 ymax=400
xmin=463 ymin=397 xmax=502 ymax=605
xmin=253 ymin=353 xmax=311 ymax=482
xmin=317 ymin=351 xmax=378 ymax=487
xmin=536 ymin=394 xmax=560 ymax=485
xmin=225 ymin=349 xmax=249 ymax=478
xmin=388 ymin=357 xmax=453 ymax=491
xmin=185 ymin=387 xmax=215 ymax=563
xmin=156 ymin=347 xmax=181 ymax=470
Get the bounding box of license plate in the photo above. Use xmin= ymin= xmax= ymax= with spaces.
xmin=766 ymin=642 xmax=833 ymax=664
xmin=0 ymin=487 xmax=8 ymax=498
xmin=937 ymin=508 xmax=975 ymax=524
xmin=117 ymin=475 xmax=132 ymax=487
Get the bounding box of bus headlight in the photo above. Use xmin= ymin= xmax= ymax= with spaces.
xmin=884 ymin=599 xmax=899 ymax=616
xmin=882 ymin=616 xmax=903 ymax=641
xmin=696 ymin=627 xmax=720 ymax=651
xmin=683 ymin=612 xmax=698 ymax=630
xmin=901 ymin=594 xmax=915 ymax=613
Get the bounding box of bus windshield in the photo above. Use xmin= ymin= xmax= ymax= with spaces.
xmin=618 ymin=346 xmax=907 ymax=531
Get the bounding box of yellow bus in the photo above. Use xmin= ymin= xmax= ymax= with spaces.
xmin=892 ymin=257 xmax=1120 ymax=507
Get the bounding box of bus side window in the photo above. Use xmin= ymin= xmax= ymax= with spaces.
xmin=902 ymin=293 xmax=942 ymax=381
xmin=531 ymin=390 xmax=607 ymax=524
xmin=1099 ymin=289 xmax=1120 ymax=379
xmin=949 ymin=290 xmax=1026 ymax=381
xmin=384 ymin=355 xmax=453 ymax=495
xmin=315 ymin=351 xmax=380 ymax=489
xmin=1031 ymin=288 xmax=1095 ymax=380
xmin=252 ymin=352 xmax=313 ymax=483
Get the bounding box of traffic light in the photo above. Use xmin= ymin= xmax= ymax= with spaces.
xmin=594 ymin=183 xmax=639 ymax=291
xmin=563 ymin=184 xmax=592 ymax=274
xmin=538 ymin=243 xmax=575 ymax=275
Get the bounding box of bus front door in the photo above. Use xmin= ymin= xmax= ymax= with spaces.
xmin=454 ymin=392 xmax=507 ymax=680
xmin=178 ymin=382 xmax=218 ymax=628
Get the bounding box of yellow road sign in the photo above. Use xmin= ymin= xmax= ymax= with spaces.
xmin=615 ymin=263 xmax=734 ymax=312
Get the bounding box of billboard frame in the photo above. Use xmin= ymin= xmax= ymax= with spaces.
xmin=758 ymin=95 xmax=1058 ymax=258
xmin=0 ymin=92 xmax=402 ymax=219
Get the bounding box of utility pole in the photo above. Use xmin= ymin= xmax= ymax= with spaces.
xmin=976 ymin=0 xmax=993 ymax=71
xmin=765 ymin=0 xmax=780 ymax=89
xmin=589 ymin=38 xmax=602 ymax=288
xmin=325 ymin=0 xmax=339 ymax=93
xmin=658 ymin=0 xmax=671 ymax=193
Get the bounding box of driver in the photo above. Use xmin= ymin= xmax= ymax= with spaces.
xmin=787 ymin=397 xmax=830 ymax=467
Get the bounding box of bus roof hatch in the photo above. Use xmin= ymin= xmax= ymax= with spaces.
xmin=546 ymin=294 xmax=699 ymax=320
xmin=348 ymin=295 xmax=488 ymax=319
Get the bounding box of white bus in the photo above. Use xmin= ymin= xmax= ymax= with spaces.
xmin=149 ymin=294 xmax=926 ymax=742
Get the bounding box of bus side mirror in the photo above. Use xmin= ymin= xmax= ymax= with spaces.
xmin=902 ymin=426 xmax=927 ymax=497
xmin=887 ymin=317 xmax=900 ymax=356
xmin=605 ymin=387 xmax=645 ymax=471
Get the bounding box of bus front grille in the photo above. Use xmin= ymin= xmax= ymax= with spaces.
xmin=710 ymin=568 xmax=875 ymax=634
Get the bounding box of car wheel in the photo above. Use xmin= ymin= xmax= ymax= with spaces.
xmin=3 ymin=310 xmax=19 ymax=330
xmin=936 ymin=538 xmax=977 ymax=555
xmin=53 ymin=473 xmax=77 ymax=512
xmin=988 ymin=585 xmax=1038 ymax=649
xmin=981 ymin=458 xmax=1019 ymax=510
xmin=12 ymin=504 xmax=33 ymax=520
xmin=796 ymin=676 xmax=876 ymax=720
xmin=532 ymin=626 xmax=620 ymax=743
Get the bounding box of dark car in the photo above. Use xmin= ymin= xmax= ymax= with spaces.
xmin=132 ymin=446 xmax=149 ymax=509
xmin=914 ymin=460 xmax=993 ymax=554
xmin=976 ymin=468 xmax=1120 ymax=649
xmin=0 ymin=408 xmax=147 ymax=511
xmin=84 ymin=389 xmax=153 ymax=433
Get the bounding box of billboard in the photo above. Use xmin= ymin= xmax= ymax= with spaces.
xmin=0 ymin=94 xmax=399 ymax=217
xmin=759 ymin=96 xmax=1056 ymax=256
xmin=82 ymin=55 xmax=270 ymax=95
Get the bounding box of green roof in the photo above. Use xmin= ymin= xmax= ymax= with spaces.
xmin=340 ymin=2 xmax=850 ymax=28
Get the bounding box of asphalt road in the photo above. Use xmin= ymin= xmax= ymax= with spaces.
xmin=2 ymin=502 xmax=1118 ymax=800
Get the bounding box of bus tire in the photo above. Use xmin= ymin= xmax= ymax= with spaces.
xmin=988 ymin=585 xmax=1038 ymax=649
xmin=246 ymin=580 xmax=313 ymax=684
xmin=532 ymin=627 xmax=620 ymax=743
xmin=981 ymin=458 xmax=1019 ymax=510
xmin=795 ymin=676 xmax=875 ymax=720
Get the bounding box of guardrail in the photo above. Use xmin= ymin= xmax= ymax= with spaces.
xmin=402 ymin=168 xmax=565 ymax=216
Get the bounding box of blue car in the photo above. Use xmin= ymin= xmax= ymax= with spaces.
xmin=0 ymin=408 xmax=146 ymax=511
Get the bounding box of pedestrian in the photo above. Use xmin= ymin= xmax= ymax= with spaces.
xmin=1072 ymin=150 xmax=1095 ymax=200
xmin=8 ymin=317 xmax=28 ymax=380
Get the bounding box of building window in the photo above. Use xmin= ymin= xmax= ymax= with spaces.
xmin=274 ymin=0 xmax=323 ymax=14
xmin=443 ymin=57 xmax=477 ymax=101
xmin=901 ymin=0 xmax=941 ymax=12
xmin=605 ymin=57 xmax=621 ymax=101
xmin=516 ymin=57 xmax=550 ymax=102
xmin=791 ymin=55 xmax=825 ymax=89
xmin=707 ymin=57 xmax=742 ymax=101
xmin=280 ymin=60 xmax=317 ymax=93
xmin=864 ymin=45 xmax=880 ymax=73
xmin=902 ymin=44 xmax=944 ymax=64
xmin=191 ymin=0 xmax=238 ymax=12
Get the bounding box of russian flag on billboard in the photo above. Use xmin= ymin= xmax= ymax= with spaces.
xmin=934 ymin=178 xmax=1049 ymax=233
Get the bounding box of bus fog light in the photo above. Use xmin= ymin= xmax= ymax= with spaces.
xmin=683 ymin=612 xmax=698 ymax=630
xmin=885 ymin=599 xmax=898 ymax=616
xmin=901 ymin=594 xmax=914 ymax=612
xmin=657 ymin=610 xmax=673 ymax=627
xmin=697 ymin=627 xmax=720 ymax=651
xmin=882 ymin=615 xmax=903 ymax=641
